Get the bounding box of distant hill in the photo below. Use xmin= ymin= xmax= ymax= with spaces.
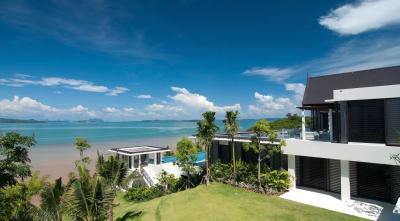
xmin=76 ymin=118 xmax=104 ymax=123
xmin=0 ymin=118 xmax=46 ymax=123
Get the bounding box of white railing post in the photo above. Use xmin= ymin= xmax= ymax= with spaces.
xmin=302 ymin=109 xmax=306 ymax=140
xmin=328 ymin=108 xmax=333 ymax=142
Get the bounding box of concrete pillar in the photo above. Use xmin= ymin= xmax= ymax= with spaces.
xmin=328 ymin=108 xmax=333 ymax=142
xmin=288 ymin=154 xmax=296 ymax=189
xmin=340 ymin=160 xmax=351 ymax=201
xmin=154 ymin=153 xmax=157 ymax=165
xmin=138 ymin=155 xmax=141 ymax=168
xmin=301 ymin=110 xmax=306 ymax=140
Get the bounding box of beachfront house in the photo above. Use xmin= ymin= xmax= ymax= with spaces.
xmin=198 ymin=66 xmax=400 ymax=220
xmin=109 ymin=145 xmax=205 ymax=187
xmin=109 ymin=145 xmax=178 ymax=186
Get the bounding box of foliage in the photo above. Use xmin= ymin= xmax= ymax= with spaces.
xmin=115 ymin=211 xmax=142 ymax=221
xmin=270 ymin=113 xmax=311 ymax=130
xmin=0 ymin=132 xmax=36 ymax=187
xmin=124 ymin=186 xmax=163 ymax=202
xmin=40 ymin=177 xmax=64 ymax=221
xmin=235 ymin=160 xmax=257 ymax=185
xmin=223 ymin=110 xmax=240 ymax=177
xmin=157 ymin=170 xmax=182 ymax=193
xmin=244 ymin=119 xmax=285 ymax=188
xmin=74 ymin=137 xmax=91 ymax=163
xmin=63 ymin=163 xmax=115 ymax=221
xmin=97 ymin=152 xmax=127 ymax=188
xmin=196 ymin=111 xmax=219 ymax=185
xmin=0 ymin=171 xmax=47 ymax=221
xmin=261 ymin=170 xmax=290 ymax=192
xmin=210 ymin=160 xmax=231 ymax=181
xmin=176 ymin=138 xmax=197 ymax=174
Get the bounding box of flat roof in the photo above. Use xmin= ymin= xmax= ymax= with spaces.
xmin=303 ymin=66 xmax=400 ymax=105
xmin=108 ymin=145 xmax=170 ymax=155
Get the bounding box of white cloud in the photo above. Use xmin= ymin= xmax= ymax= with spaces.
xmin=103 ymin=107 xmax=119 ymax=113
xmin=0 ymin=76 xmax=129 ymax=96
xmin=242 ymin=67 xmax=293 ymax=82
xmin=319 ymin=0 xmax=400 ymax=35
xmin=136 ymin=94 xmax=152 ymax=99
xmin=247 ymin=83 xmax=305 ymax=117
xmin=285 ymin=83 xmax=305 ymax=96
xmin=169 ymin=87 xmax=240 ymax=113
xmin=0 ymin=96 xmax=96 ymax=120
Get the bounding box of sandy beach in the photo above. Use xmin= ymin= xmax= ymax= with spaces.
xmin=29 ymin=136 xmax=182 ymax=180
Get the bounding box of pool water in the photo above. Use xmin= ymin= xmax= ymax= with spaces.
xmin=162 ymin=151 xmax=205 ymax=164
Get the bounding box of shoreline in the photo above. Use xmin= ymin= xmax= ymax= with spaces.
xmin=29 ymin=136 xmax=183 ymax=180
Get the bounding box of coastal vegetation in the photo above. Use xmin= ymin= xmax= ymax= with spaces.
xmin=223 ymin=110 xmax=240 ymax=178
xmin=270 ymin=113 xmax=311 ymax=130
xmin=0 ymin=132 xmax=138 ymax=221
xmin=196 ymin=111 xmax=219 ymax=185
xmin=244 ymin=119 xmax=286 ymax=189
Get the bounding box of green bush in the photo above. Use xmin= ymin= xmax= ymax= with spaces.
xmin=260 ymin=170 xmax=290 ymax=192
xmin=210 ymin=160 xmax=231 ymax=180
xmin=124 ymin=186 xmax=163 ymax=202
xmin=235 ymin=160 xmax=257 ymax=185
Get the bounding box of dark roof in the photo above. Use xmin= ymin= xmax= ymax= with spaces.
xmin=303 ymin=66 xmax=400 ymax=105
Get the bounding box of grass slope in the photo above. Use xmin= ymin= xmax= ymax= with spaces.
xmin=114 ymin=183 xmax=365 ymax=221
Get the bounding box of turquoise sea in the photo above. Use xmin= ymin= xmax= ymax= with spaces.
xmin=0 ymin=119 xmax=259 ymax=145
xmin=0 ymin=119 xmax=262 ymax=178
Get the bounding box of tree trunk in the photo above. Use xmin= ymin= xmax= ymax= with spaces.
xmin=205 ymin=145 xmax=209 ymax=186
xmin=108 ymin=206 xmax=113 ymax=221
xmin=257 ymin=152 xmax=261 ymax=189
xmin=231 ymin=137 xmax=236 ymax=178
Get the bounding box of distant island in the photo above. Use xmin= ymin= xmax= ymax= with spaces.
xmin=0 ymin=118 xmax=46 ymax=123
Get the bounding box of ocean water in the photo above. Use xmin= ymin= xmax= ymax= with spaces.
xmin=0 ymin=119 xmax=259 ymax=146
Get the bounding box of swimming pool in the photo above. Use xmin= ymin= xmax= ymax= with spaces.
xmin=162 ymin=151 xmax=205 ymax=164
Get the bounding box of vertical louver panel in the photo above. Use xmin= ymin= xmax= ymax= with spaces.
xmin=328 ymin=160 xmax=341 ymax=193
xmin=295 ymin=156 xmax=301 ymax=186
xmin=349 ymin=100 xmax=385 ymax=143
xmin=392 ymin=166 xmax=400 ymax=203
xmin=385 ymin=98 xmax=400 ymax=146
xmin=300 ymin=157 xmax=327 ymax=191
xmin=350 ymin=162 xmax=358 ymax=197
xmin=357 ymin=162 xmax=391 ymax=202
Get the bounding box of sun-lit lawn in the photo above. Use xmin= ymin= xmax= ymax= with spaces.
xmin=114 ymin=183 xmax=366 ymax=221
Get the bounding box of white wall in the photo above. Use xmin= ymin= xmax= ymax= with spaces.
xmin=283 ymin=139 xmax=400 ymax=166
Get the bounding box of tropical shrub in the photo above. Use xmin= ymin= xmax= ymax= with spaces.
xmin=124 ymin=186 xmax=163 ymax=202
xmin=210 ymin=160 xmax=231 ymax=181
xmin=235 ymin=160 xmax=257 ymax=185
xmin=261 ymin=170 xmax=290 ymax=192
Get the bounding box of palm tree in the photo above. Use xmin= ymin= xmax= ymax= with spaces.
xmin=40 ymin=177 xmax=64 ymax=221
xmin=96 ymin=152 xmax=127 ymax=221
xmin=196 ymin=111 xmax=219 ymax=185
xmin=74 ymin=137 xmax=91 ymax=163
xmin=223 ymin=111 xmax=239 ymax=178
xmin=244 ymin=119 xmax=285 ymax=189
xmin=63 ymin=162 xmax=114 ymax=221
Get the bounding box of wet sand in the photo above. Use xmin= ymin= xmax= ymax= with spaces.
xmin=29 ymin=136 xmax=182 ymax=180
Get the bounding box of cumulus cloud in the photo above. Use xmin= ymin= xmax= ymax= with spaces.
xmin=247 ymin=83 xmax=305 ymax=117
xmin=0 ymin=76 xmax=129 ymax=96
xmin=169 ymin=87 xmax=240 ymax=113
xmin=135 ymin=94 xmax=152 ymax=99
xmin=0 ymin=96 xmax=96 ymax=120
xmin=242 ymin=67 xmax=294 ymax=82
xmin=319 ymin=0 xmax=400 ymax=35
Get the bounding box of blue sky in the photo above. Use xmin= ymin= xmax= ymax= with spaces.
xmin=1 ymin=0 xmax=400 ymax=121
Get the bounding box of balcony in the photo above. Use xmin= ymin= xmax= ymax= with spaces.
xmin=282 ymin=138 xmax=400 ymax=166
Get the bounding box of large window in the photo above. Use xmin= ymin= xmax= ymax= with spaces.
xmin=348 ymin=99 xmax=385 ymax=143
xmin=386 ymin=98 xmax=400 ymax=146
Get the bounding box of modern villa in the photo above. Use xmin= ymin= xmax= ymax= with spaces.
xmin=196 ymin=66 xmax=400 ymax=220
xmin=284 ymin=66 xmax=400 ymax=204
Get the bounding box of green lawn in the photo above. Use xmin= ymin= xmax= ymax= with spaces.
xmin=114 ymin=183 xmax=366 ymax=221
